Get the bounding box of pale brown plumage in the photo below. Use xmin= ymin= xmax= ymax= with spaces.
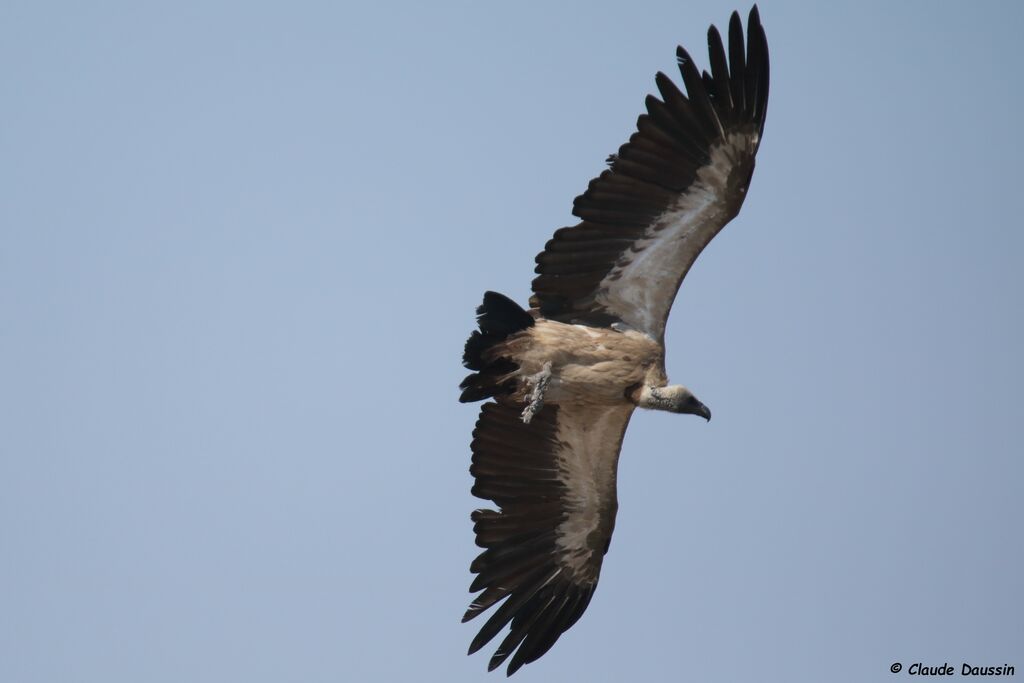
xmin=459 ymin=6 xmax=769 ymax=675
xmin=497 ymin=320 xmax=664 ymax=406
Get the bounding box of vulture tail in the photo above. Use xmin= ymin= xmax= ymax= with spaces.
xmin=459 ymin=292 xmax=534 ymax=403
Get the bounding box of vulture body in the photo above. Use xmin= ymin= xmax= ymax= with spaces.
xmin=459 ymin=6 xmax=769 ymax=676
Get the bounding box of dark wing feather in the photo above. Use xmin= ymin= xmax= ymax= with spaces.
xmin=530 ymin=6 xmax=769 ymax=341
xmin=465 ymin=402 xmax=634 ymax=675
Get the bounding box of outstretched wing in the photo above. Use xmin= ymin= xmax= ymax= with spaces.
xmin=465 ymin=401 xmax=634 ymax=675
xmin=530 ymin=7 xmax=769 ymax=340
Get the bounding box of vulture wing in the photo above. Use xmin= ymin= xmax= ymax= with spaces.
xmin=465 ymin=401 xmax=634 ymax=675
xmin=530 ymin=7 xmax=769 ymax=341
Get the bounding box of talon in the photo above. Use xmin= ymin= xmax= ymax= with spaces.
xmin=521 ymin=362 xmax=552 ymax=424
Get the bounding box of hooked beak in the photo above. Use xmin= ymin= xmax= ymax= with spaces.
xmin=679 ymin=395 xmax=711 ymax=421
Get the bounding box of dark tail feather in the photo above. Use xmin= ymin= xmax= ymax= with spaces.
xmin=462 ymin=292 xmax=534 ymax=370
xmin=459 ymin=364 xmax=516 ymax=403
xmin=460 ymin=292 xmax=533 ymax=403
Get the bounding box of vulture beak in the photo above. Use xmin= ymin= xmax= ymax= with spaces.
xmin=679 ymin=394 xmax=711 ymax=421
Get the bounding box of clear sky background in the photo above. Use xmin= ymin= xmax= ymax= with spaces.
xmin=2 ymin=1 xmax=1022 ymax=681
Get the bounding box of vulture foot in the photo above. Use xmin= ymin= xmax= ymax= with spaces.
xmin=520 ymin=362 xmax=552 ymax=424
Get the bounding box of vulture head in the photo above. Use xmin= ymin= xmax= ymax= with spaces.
xmin=632 ymin=384 xmax=712 ymax=420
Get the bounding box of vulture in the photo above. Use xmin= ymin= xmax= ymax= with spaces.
xmin=459 ymin=6 xmax=769 ymax=676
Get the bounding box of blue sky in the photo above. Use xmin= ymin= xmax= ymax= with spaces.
xmin=2 ymin=1 xmax=1022 ymax=681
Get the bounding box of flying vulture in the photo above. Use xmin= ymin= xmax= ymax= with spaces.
xmin=459 ymin=6 xmax=769 ymax=675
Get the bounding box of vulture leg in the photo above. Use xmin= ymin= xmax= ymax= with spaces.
xmin=520 ymin=361 xmax=552 ymax=424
